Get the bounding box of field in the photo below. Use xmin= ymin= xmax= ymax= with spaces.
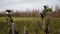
xmin=0 ymin=17 xmax=60 ymax=34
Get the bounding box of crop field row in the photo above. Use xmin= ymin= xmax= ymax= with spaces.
xmin=0 ymin=17 xmax=60 ymax=34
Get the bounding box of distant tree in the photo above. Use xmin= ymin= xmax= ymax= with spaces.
xmin=55 ymin=4 xmax=60 ymax=11
xmin=55 ymin=4 xmax=60 ymax=17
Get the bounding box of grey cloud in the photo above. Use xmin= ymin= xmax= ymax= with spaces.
xmin=0 ymin=0 xmax=36 ymax=6
xmin=0 ymin=0 xmax=60 ymax=11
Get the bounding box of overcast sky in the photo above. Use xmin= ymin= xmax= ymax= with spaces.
xmin=0 ymin=0 xmax=60 ymax=11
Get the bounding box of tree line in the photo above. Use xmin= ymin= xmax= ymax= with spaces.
xmin=0 ymin=6 xmax=60 ymax=17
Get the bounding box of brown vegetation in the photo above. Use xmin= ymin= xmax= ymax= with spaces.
xmin=0 ymin=9 xmax=60 ymax=17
